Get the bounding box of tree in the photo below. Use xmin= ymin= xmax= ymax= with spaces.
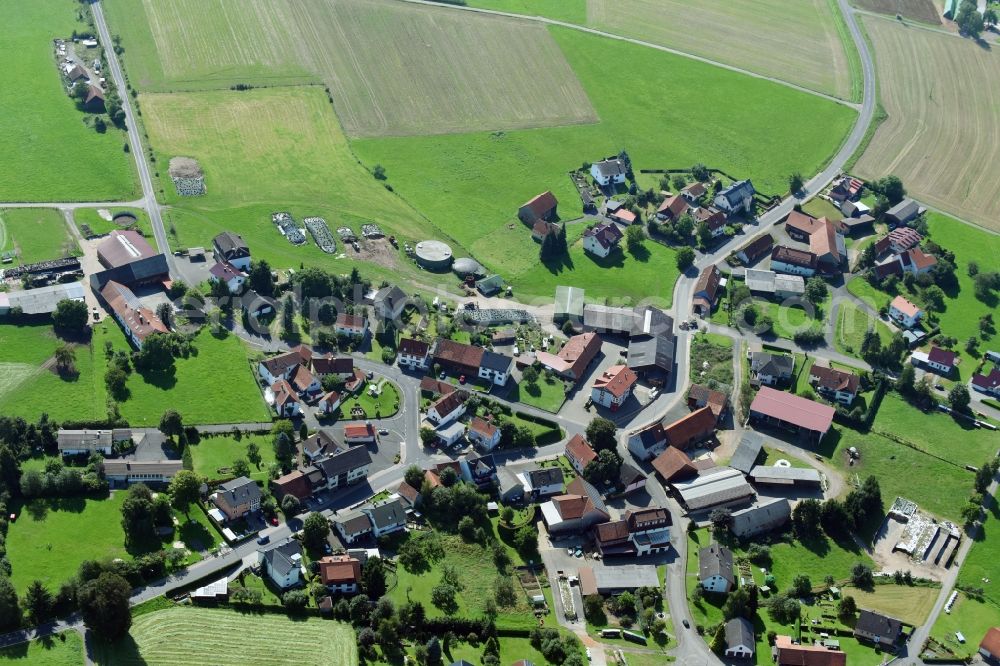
xmin=246 ymin=442 xmax=261 ymax=467
xmin=922 ymin=285 xmax=946 ymax=312
xmin=78 ymin=572 xmax=131 ymax=640
xmin=837 ymin=595 xmax=858 ymax=623
xmin=281 ymin=494 xmax=300 ymax=516
xmin=851 ymin=562 xmax=874 ymax=588
xmin=54 ymin=344 xmax=77 ymax=376
xmin=373 ymin=164 xmax=387 ymax=180
xmin=513 ymin=524 xmax=538 ymax=559
xmin=248 ymin=260 xmax=275 ymax=297
xmin=975 ymin=463 xmax=994 ymax=494
xmin=692 ymin=163 xmax=710 ymax=181
xmin=789 ymin=575 xmax=812 ymax=598
xmin=273 ymin=432 xmax=295 ymax=469
xmin=521 ymin=365 xmax=539 ymax=386
xmin=120 ymin=483 xmax=156 ymax=547
xmin=788 ymin=172 xmax=804 ymax=194
xmin=875 ymin=175 xmax=906 ymax=205
xmin=302 ymin=512 xmax=330 ymax=551
xmin=625 ymin=224 xmax=646 ymax=253
xmin=52 ymin=299 xmax=89 ymax=334
xmin=792 ymin=499 xmax=822 ymax=537
xmin=23 ymin=579 xmax=53 ymax=625
xmin=419 ymin=428 xmax=438 ymax=448
xmin=957 ymin=0 xmax=985 ymax=37
xmin=0 ymin=577 xmax=18 ymax=631
xmin=583 ymin=448 xmax=622 ymax=487
xmin=232 ymin=458 xmax=251 ymax=478
xmin=985 ymin=7 xmax=998 ymax=26
xmin=948 ymin=383 xmax=971 ymax=413
xmin=168 ymin=469 xmax=201 ymax=517
xmin=133 ymin=332 xmax=176 ymax=373
xmin=281 ymin=295 xmax=296 ymax=340
xmin=159 ymin=410 xmax=184 ymax=440
xmin=709 ymin=508 xmax=733 ymax=536
xmin=895 ymin=364 xmax=916 ymax=396
xmin=431 ymin=584 xmax=457 ymax=614
xmin=695 ymin=221 xmax=713 ymax=248
xmin=584 ymin=594 xmax=607 ymax=624
xmin=282 ymin=589 xmax=309 ymax=611
xmin=156 ymin=302 xmax=173 ymax=330
xmin=585 ymin=417 xmax=617 ymax=453
xmin=676 ymin=247 xmax=695 ymax=271
xmin=404 ymin=465 xmax=425 ymax=490
xmin=804 ymin=277 xmax=828 ymax=306
xmin=105 ymin=366 xmax=128 ymax=399
xmin=362 ymin=557 xmax=387 ymax=598
xmin=766 ymin=593 xmax=801 ymax=624
xmin=722 ymin=586 xmax=755 ymax=621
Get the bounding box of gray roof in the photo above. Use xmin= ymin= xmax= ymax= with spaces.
xmin=261 ymin=538 xmax=301 ymax=578
xmin=855 ymin=609 xmax=903 ymax=641
xmin=593 ymin=158 xmax=627 ymax=178
xmin=718 ymin=179 xmax=755 ymax=207
xmin=367 ymin=499 xmax=406 ymax=530
xmin=217 ymin=476 xmax=261 ymax=506
xmin=303 ymin=430 xmax=337 ymax=458
xmin=583 ymin=304 xmax=673 ymax=338
xmin=89 ymin=254 xmax=170 ymax=291
xmin=886 ymin=198 xmax=919 ymax=222
xmin=102 ymin=459 xmax=183 ymax=478
xmin=628 ymin=333 xmax=675 ymax=372
xmin=554 ymin=285 xmax=585 ymax=318
xmin=774 ymin=274 xmax=805 ymax=295
xmin=750 ymin=352 xmax=794 ymax=377
xmin=674 ymin=468 xmax=755 ymax=511
xmin=496 ymin=466 xmax=523 ymax=494
xmin=213 ymin=231 xmax=250 ymax=259
xmin=725 ymin=617 xmax=755 ymax=651
xmin=3 ymin=282 xmax=85 ymax=315
xmin=241 ymin=289 xmax=277 ymax=312
xmin=744 ymin=268 xmax=775 ymax=293
xmin=729 ymin=432 xmax=763 ymax=474
xmin=315 ymin=445 xmax=372 ymax=479
xmin=749 ymin=465 xmax=822 ymax=485
xmin=731 ymin=498 xmax=791 ymax=537
xmin=336 ymin=510 xmax=372 ymax=535
xmin=574 ymin=477 xmax=608 ymax=515
xmin=527 ymin=468 xmax=564 ymax=489
xmin=591 ymin=564 xmax=659 ymax=591
xmin=374 ymin=285 xmax=407 ymax=311
xmin=699 ymin=544 xmax=734 ymax=584
xmin=480 ymin=350 xmax=512 ymax=373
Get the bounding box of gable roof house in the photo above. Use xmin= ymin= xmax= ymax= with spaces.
xmin=610 ymin=207 xmax=637 ymax=225
xmin=899 ymin=247 xmax=937 ymax=275
xmin=258 ymin=538 xmax=303 ymax=590
xmin=731 ymin=498 xmax=792 ymax=538
xmin=315 ymin=444 xmax=372 ymax=491
xmin=319 ymin=554 xmax=362 ymax=594
xmin=335 ymin=313 xmax=369 ymax=338
xmin=749 ymin=386 xmax=835 ymax=443
xmin=972 ymin=368 xmax=1000 ymax=398
xmin=590 ymin=158 xmax=628 ymax=186
xmin=771 ymin=246 xmax=818 ymax=277
xmin=661 ymin=406 xmax=717 ymax=451
xmin=736 ymin=233 xmax=774 ymax=266
xmin=335 ymin=510 xmax=373 ymax=544
xmin=749 ymin=352 xmax=795 ymax=387
xmin=687 ymin=383 xmax=730 ymax=420
xmin=467 ymin=417 xmax=501 ymax=451
xmin=398 ymin=338 xmax=431 ymax=370
xmin=650 ymin=445 xmax=697 ymax=482
xmin=854 ymin=610 xmax=903 ymax=646
xmin=714 ymin=179 xmax=755 ymax=217
xmin=536 ymin=331 xmax=602 ymax=383
xmin=980 ymin=627 xmax=1000 ymax=661
xmin=656 ymin=194 xmax=689 ymax=222
xmin=591 ymin=364 xmax=638 ymax=410
xmin=809 ymin=218 xmax=846 ymax=271
xmin=699 ymin=544 xmax=735 ymax=593
xmin=887 ymin=226 xmax=923 ymax=253
xmin=258 ymin=344 xmax=313 ymax=385
xmin=674 ymin=467 xmax=754 ymax=512
xmin=302 ymin=430 xmax=337 ymax=461
xmin=830 ymin=175 xmax=863 ymax=202
xmin=725 ymin=617 xmax=755 ymax=659
xmin=565 ymin=434 xmax=597 ymax=475
xmin=627 ymin=332 xmax=675 ymax=387
xmin=839 ymin=213 xmax=875 ymax=236
xmin=267 ymin=379 xmax=301 ymax=418
xmin=520 ymin=468 xmax=565 ymax=498
xmin=692 ymin=264 xmax=723 ymax=316
xmin=372 ymin=285 xmax=408 ymax=322
xmin=518 ymin=191 xmax=559 ymax=225
xmin=363 ymin=499 xmax=407 ymax=538
xmin=785 ymin=210 xmax=825 ymax=241
xmin=694 ymin=206 xmax=728 ymax=237
xmin=618 ymin=462 xmax=646 ymax=494
xmin=427 ymin=390 xmax=468 ymax=427
xmin=681 ymin=181 xmax=707 ymax=203
xmin=582 ymin=223 xmax=623 ymax=258
xmin=241 ymin=289 xmax=277 ymax=319
xmin=58 ymin=428 xmax=131 ymax=456
xmin=889 ymin=295 xmax=923 ymax=329
xmin=272 ymin=469 xmax=314 ymax=502
xmin=540 ymin=477 xmax=610 ymax=534
xmin=213 ymin=231 xmax=251 ymax=271
xmin=885 ymin=198 xmax=922 ymax=227
xmin=212 ymin=476 xmax=262 ymax=521
xmin=774 ymin=635 xmax=846 ymax=666
xmin=100 ymin=281 xmax=168 ymax=349
xmin=911 ymin=346 xmax=958 ymax=376
xmin=628 ymin=421 xmax=668 ymax=462
xmin=808 ymin=365 xmax=861 ymax=405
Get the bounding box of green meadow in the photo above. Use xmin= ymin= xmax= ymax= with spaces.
xmin=0 ymin=209 xmax=75 ymax=264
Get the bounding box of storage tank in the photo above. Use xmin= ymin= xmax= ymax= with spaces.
xmin=415 ymin=240 xmax=453 ymax=271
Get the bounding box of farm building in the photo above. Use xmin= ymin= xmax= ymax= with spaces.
xmin=885 ymin=198 xmax=922 ymax=227
xmin=414 ymin=240 xmax=453 ymax=271
xmin=100 ymin=280 xmax=168 ymax=349
xmin=744 ymin=269 xmax=805 ymax=299
xmin=691 ymin=265 xmax=723 ymax=315
xmin=749 ymin=465 xmax=822 ymax=487
xmin=0 ymin=281 xmax=85 ymax=316
xmin=728 ymin=432 xmax=764 ymax=475
xmin=673 ymin=467 xmax=754 ymax=513
xmin=748 ymin=387 xmax=835 ymax=443
xmin=213 ymin=231 xmax=251 ymax=271
xmin=518 ymin=191 xmax=558 ymax=224
xmin=535 ymin=331 xmax=601 ymax=384
xmin=97 ymin=230 xmax=157 ymax=269
xmin=736 ymin=233 xmax=774 ymax=265
xmin=731 ymin=499 xmax=791 ymax=538
xmin=554 ymin=285 xmax=585 ymax=324
xmin=770 ymin=246 xmax=817 ymax=277
xmin=577 ymin=564 xmax=659 ymax=596
xmin=627 ymin=333 xmax=675 ymax=386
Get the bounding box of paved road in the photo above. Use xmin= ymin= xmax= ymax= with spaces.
xmin=91 ymin=1 xmax=177 ymax=276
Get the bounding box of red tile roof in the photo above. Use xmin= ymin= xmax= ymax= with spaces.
xmin=785 ymin=210 xmax=823 ymax=237
xmin=565 ymin=434 xmax=597 ymax=468
xmin=890 ymin=295 xmax=921 ymax=318
xmin=750 ymin=387 xmax=834 ymax=434
xmin=651 ymin=446 xmax=696 ymax=481
xmin=888 ymin=226 xmax=922 ymax=250
xmin=980 ymin=627 xmax=1000 ymax=658
xmin=682 ymin=181 xmax=706 ymax=198
xmin=592 ymin=365 xmax=638 ymax=398
xmin=434 ymin=339 xmax=484 ymax=369
xmin=319 ymin=555 xmax=361 ymax=585
xmin=399 ymin=338 xmax=429 ymax=357
xmin=663 ymin=406 xmax=717 ymax=449
xmin=344 ymin=423 xmax=375 ymax=439
xmin=270 ymin=379 xmax=299 ymax=408
xmin=972 ymin=368 xmax=1000 ymax=392
xmin=521 ymin=191 xmax=558 ymax=218
xmin=900 ymin=247 xmax=937 ymax=271
xmin=809 ymin=365 xmax=860 ymax=395
xmin=657 ymin=194 xmax=688 ymax=219
xmin=336 ymin=313 xmax=367 ymax=332
xmin=775 ymin=635 xmax=846 ymax=665
xmin=693 ymin=265 xmax=722 ymax=301
xmin=612 ymin=209 xmax=637 ymax=224
xmin=583 ymin=223 xmax=623 ymax=250
xmin=469 ymin=416 xmax=498 ymax=439
xmin=273 ymin=470 xmax=311 ymax=501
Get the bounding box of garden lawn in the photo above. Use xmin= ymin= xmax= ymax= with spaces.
xmin=0 ymin=209 xmax=75 ymax=264
xmin=835 ymin=300 xmax=892 ymax=357
xmin=0 ymin=321 xmax=107 ymax=423
xmin=339 ymin=380 xmax=401 ymax=420
xmin=930 ymin=592 xmax=1000 ymax=660
xmin=91 ymin=606 xmax=357 ymax=665
xmin=352 ymin=26 xmax=855 ymax=297
xmin=189 ymin=434 xmax=276 ymax=483
xmin=0 ymin=632 xmax=84 ymax=666
xmin=7 ymin=492 xmax=127 ymax=593
xmin=0 ymin=0 xmax=137 ymax=201
xmin=727 ymin=530 xmax=871 ymax=592
xmin=841 ymin=583 xmax=939 ymax=625
xmin=957 ymin=489 xmax=1000 ymax=605
xmin=689 ymin=333 xmax=734 ymax=387
xmin=510 ymin=375 xmax=567 ymax=413
xmin=756 ymin=299 xmax=813 ymax=340
xmin=103 ymin=325 xmax=271 ymax=425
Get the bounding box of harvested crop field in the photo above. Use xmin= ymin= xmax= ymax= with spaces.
xmin=852 ymin=0 xmax=941 ymax=24
xmin=586 ymin=0 xmax=856 ymax=99
xmin=110 ymin=0 xmax=597 ymax=137
xmin=92 ymin=606 xmax=357 ymax=665
xmin=854 ymin=17 xmax=1000 ymax=232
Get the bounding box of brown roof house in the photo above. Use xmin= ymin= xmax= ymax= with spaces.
xmin=656 ymin=194 xmax=689 ymax=222
xmin=662 ymin=406 xmax=717 ymax=450
xmin=775 ymin=635 xmax=846 ymax=666
xmin=539 ymin=477 xmax=610 ymax=534
xmin=736 ymin=233 xmax=774 ymax=266
xmin=535 ymin=331 xmax=602 ymax=383
xmin=808 ymin=365 xmax=860 ymax=405
xmin=564 ymin=434 xmax=597 ymax=474
xmin=211 ymin=476 xmax=262 ymax=522
xmin=582 ymin=223 xmax=623 ymax=259
xmin=467 ymin=416 xmax=500 ymax=451
xmin=687 ymin=383 xmax=729 ymax=420
xmin=979 ymin=627 xmax=1000 ymax=662
xmin=692 ymin=265 xmax=723 ymax=316
xmin=319 ymin=554 xmax=362 ymax=594
xmin=650 ymin=446 xmax=698 ymax=482
xmin=590 ymin=365 xmax=638 ymax=410
xmin=518 ymin=191 xmax=558 ymax=225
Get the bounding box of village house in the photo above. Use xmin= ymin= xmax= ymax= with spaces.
xmin=627 ymin=421 xmax=667 ymax=461
xmin=979 ymin=627 xmax=1000 ymax=662
xmin=785 ymin=210 xmax=825 ymax=242
xmin=335 ymin=313 xmax=369 ymax=339
xmin=343 ymin=423 xmax=377 ymax=445
xmin=432 ymin=339 xmax=512 ymax=386
xmin=58 ymin=428 xmax=131 ymax=456
xmin=731 ymin=498 xmax=792 ymax=538
xmin=267 ymin=379 xmax=301 ymax=417
xmin=519 ymin=468 xmax=564 ymax=499
xmin=208 ymin=260 xmax=247 ymax=294
xmin=911 ymin=346 xmax=958 ymax=376
xmin=593 ymin=507 xmax=672 ymax=557
xmin=830 ymin=175 xmax=863 ymax=202
xmin=518 ymin=191 xmax=558 ymax=224
xmin=590 ymin=364 xmax=638 ymax=410
xmin=618 ymin=463 xmax=646 ymax=495
xmin=681 ymin=181 xmax=706 ymax=204
xmin=314 ymin=444 xmax=372 ymax=491
xmin=582 ymin=223 xmax=623 ymax=258
xmin=565 ymin=434 xmax=597 ymax=474
xmin=610 ymin=208 xmax=637 ymax=225
xmin=258 ymin=538 xmax=303 ymax=590
xmin=774 ymin=635 xmax=846 ymax=666
xmin=590 ymin=158 xmax=628 ymax=186
xmin=691 ymin=265 xmax=723 ymax=316
xmin=661 ymin=406 xmax=717 ymax=450
xmin=212 ymin=476 xmax=262 ymax=521
xmin=302 ymin=430 xmax=337 ymax=462
xmin=889 ymin=295 xmax=923 ymax=329
xmin=809 ymin=219 xmax=846 ymax=271
xmin=461 ymin=453 xmax=498 ymax=490
xmin=426 ymin=390 xmax=468 ymax=427
xmin=724 ymin=618 xmax=755 ymax=660
xmin=102 ymin=460 xmax=183 ymax=487
xmin=540 ymin=477 xmax=610 ymax=534
xmin=241 ymin=290 xmax=277 ymax=319
xmin=213 ymin=231 xmax=251 ymax=271
xmin=364 ymin=499 xmax=407 ymax=538
xmin=372 ymin=285 xmax=408 ymax=322
xmin=335 ymin=511 xmax=374 ymax=544
xmin=317 ymin=390 xmax=341 ymax=415
xmin=770 ymin=246 xmax=818 ymax=277
xmin=972 ymin=368 xmax=1000 ymax=397
xmin=808 ymin=365 xmax=861 ymax=405
xmin=649 ymin=447 xmax=698 ymax=483
xmin=100 ymin=280 xmax=168 ymax=349
xmin=398 ymin=338 xmax=431 ymax=370
xmin=271 ymin=469 xmax=313 ymax=502
xmin=467 ymin=417 xmax=501 ymax=451
xmin=749 ymin=351 xmax=794 ymax=387
xmin=841 ymin=199 xmax=871 ymax=219
xmin=656 ymin=194 xmax=689 ymax=222
xmin=258 ymin=345 xmax=313 ymax=386
xmin=713 ymin=179 xmax=755 ymax=217
xmin=899 ymin=247 xmax=937 ymax=275
xmin=736 ymin=234 xmax=774 ymax=266
xmin=311 ymin=353 xmax=355 ymax=379
xmin=535 ymin=331 xmax=602 ymax=383
xmin=687 ymin=383 xmax=729 ymax=420
xmin=698 ymin=544 xmax=735 ymax=593
xmin=694 ymin=206 xmax=727 ymax=238
xmin=319 ymin=554 xmax=362 ymax=594
xmin=854 ymin=610 xmax=904 ymax=647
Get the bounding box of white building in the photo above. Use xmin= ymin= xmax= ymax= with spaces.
xmin=590 ymin=158 xmax=628 ymax=186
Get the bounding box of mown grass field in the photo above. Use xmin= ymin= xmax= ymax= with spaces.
xmin=0 ymin=209 xmax=74 ymax=264
xmin=0 ymin=0 xmax=137 ymax=201
xmin=110 ymin=0 xmax=596 ymax=137
xmin=855 ymin=16 xmax=1000 ymax=231
xmin=139 ymin=86 xmax=450 ymax=288
xmin=0 ymin=632 xmax=84 ymax=666
xmin=353 ymin=26 xmax=856 ymax=295
xmin=843 ymin=583 xmax=939 ymax=625
xmin=73 ymin=207 xmax=154 ymax=240
xmin=930 ymin=592 xmax=1000 ymax=660
xmin=189 ymin=434 xmax=276 ymax=483
xmin=92 ymin=606 xmax=357 ymax=665
xmin=957 ymin=489 xmax=1000 ymax=605
xmin=7 ymin=492 xmax=126 ymax=593
xmin=0 ymin=321 xmax=107 ymax=423
xmin=834 ymin=300 xmax=893 ymax=357
xmin=98 ymin=323 xmax=270 ymax=425
xmin=586 ymin=0 xmax=856 ymax=99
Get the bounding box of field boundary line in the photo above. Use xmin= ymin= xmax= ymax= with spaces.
xmin=393 ymin=0 xmax=861 ymax=109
